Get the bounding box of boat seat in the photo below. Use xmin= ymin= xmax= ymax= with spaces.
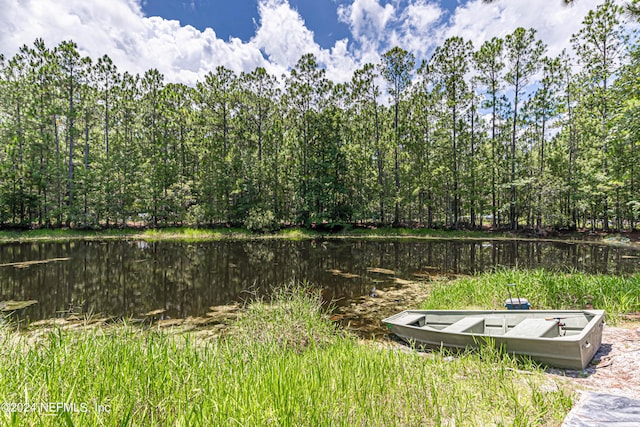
xmin=504 ymin=318 xmax=557 ymax=337
xmin=398 ymin=313 xmax=425 ymax=326
xmin=442 ymin=317 xmax=485 ymax=333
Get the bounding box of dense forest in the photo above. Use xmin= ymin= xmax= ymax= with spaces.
xmin=1 ymin=1 xmax=639 ymax=231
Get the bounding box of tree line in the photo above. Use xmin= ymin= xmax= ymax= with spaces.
xmin=1 ymin=0 xmax=638 ymax=232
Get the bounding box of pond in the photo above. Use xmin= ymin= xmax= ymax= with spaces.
xmin=0 ymin=238 xmax=638 ymax=324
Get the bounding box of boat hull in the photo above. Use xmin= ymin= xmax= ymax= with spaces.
xmin=382 ymin=309 xmax=605 ymax=370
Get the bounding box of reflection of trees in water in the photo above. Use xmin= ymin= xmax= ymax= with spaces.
xmin=0 ymin=239 xmax=637 ymax=321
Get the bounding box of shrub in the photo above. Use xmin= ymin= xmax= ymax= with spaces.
xmin=244 ymin=207 xmax=279 ymax=232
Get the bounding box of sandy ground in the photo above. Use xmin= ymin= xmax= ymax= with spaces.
xmin=548 ymin=323 xmax=640 ymax=400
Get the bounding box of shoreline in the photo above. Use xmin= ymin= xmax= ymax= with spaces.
xmin=1 ymin=226 xmax=639 ymax=248
xmin=6 ymin=309 xmax=640 ymax=402
xmin=2 ymin=274 xmax=638 ymax=424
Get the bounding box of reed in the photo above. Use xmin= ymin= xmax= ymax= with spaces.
xmin=421 ymin=268 xmax=640 ymax=323
xmin=0 ymin=283 xmax=572 ymax=426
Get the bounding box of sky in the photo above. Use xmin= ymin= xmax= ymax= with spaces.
xmin=0 ymin=0 xmax=608 ymax=85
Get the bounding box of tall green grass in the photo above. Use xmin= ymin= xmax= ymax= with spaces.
xmin=140 ymin=227 xmax=252 ymax=241
xmin=0 ymin=228 xmax=138 ymax=243
xmin=421 ymin=269 xmax=640 ymax=322
xmin=232 ymin=282 xmax=341 ymax=350
xmin=0 ymin=226 xmax=601 ymax=243
xmin=0 ymin=227 xmax=317 ymax=243
xmin=0 ymin=284 xmax=572 ymax=426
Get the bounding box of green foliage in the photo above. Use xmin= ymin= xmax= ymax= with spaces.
xmin=244 ymin=207 xmax=278 ymax=232
xmin=0 ymin=4 xmax=639 ymax=232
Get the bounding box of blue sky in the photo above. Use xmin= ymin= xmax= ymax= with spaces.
xmin=139 ymin=0 xmax=462 ymax=48
xmin=141 ymin=0 xmax=357 ymax=48
xmin=0 ymin=0 xmax=606 ymax=85
xmin=141 ymin=0 xmax=265 ymax=43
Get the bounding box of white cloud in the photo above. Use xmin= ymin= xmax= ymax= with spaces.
xmin=392 ymin=0 xmax=444 ymax=58
xmin=321 ymin=38 xmax=360 ymax=83
xmin=338 ymin=0 xmax=395 ymax=49
xmin=252 ymin=0 xmax=364 ymax=82
xmin=403 ymin=1 xmax=443 ymax=34
xmin=0 ymin=0 xmax=268 ymax=85
xmin=0 ymin=0 xmax=624 ymax=88
xmin=253 ymin=0 xmax=319 ymax=68
xmin=445 ymin=0 xmax=604 ymax=57
xmin=0 ymin=0 xmax=364 ymax=84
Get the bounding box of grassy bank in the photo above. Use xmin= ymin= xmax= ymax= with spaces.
xmin=0 ymin=285 xmax=572 ymax=426
xmin=0 ymin=226 xmax=501 ymax=243
xmin=421 ymin=269 xmax=640 ymax=323
xmin=0 ymin=227 xmax=327 ymax=243
xmin=0 ymin=227 xmax=248 ymax=243
xmin=1 ymin=225 xmax=636 ymax=246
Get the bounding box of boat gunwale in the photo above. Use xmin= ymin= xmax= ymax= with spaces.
xmin=382 ymin=309 xmax=605 ymax=342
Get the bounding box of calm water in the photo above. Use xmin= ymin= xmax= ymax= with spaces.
xmin=1 ymin=239 xmax=638 ymax=322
